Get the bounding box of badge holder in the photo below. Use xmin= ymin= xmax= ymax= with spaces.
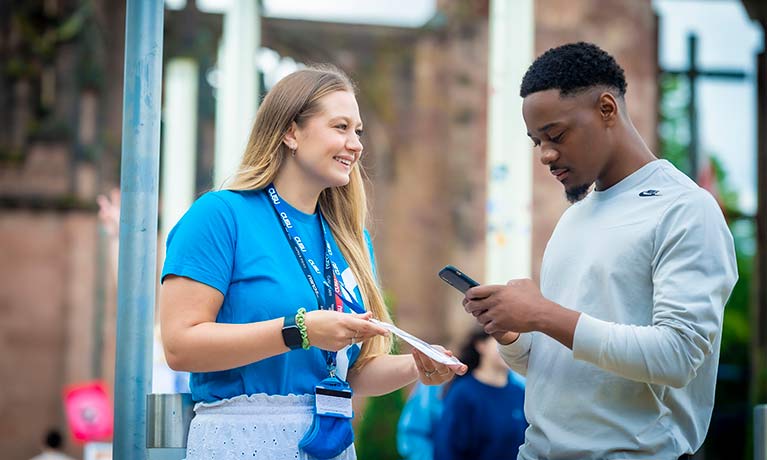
xmin=299 ymin=375 xmax=355 ymax=459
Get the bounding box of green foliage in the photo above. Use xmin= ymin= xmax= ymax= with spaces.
xmin=658 ymin=74 xmax=753 ymax=367
xmin=355 ymin=389 xmax=405 ymax=460
xmin=0 ymin=146 xmax=25 ymax=166
xmin=355 ymin=291 xmax=405 ymax=459
xmin=659 ymin=67 xmax=755 ymax=460
xmin=658 ymin=74 xmax=691 ymax=173
xmin=720 ymin=218 xmax=755 ymax=353
xmin=27 ymin=116 xmax=71 ymax=142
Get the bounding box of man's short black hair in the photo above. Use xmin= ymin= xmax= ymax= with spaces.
xmin=520 ymin=42 xmax=627 ymax=98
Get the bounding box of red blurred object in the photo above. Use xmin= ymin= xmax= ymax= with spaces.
xmin=63 ymin=380 xmax=113 ymax=443
xmin=697 ymin=156 xmax=726 ymax=215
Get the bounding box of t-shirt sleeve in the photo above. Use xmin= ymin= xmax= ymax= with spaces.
xmin=161 ymin=192 xmax=237 ymax=295
xmin=572 ymin=190 xmax=738 ymax=388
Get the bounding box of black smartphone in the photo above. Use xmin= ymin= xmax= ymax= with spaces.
xmin=438 ymin=265 xmax=480 ymax=294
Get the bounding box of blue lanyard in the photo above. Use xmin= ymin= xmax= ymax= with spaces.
xmin=326 ymin=279 xmax=366 ymax=315
xmin=266 ymin=184 xmax=365 ymax=373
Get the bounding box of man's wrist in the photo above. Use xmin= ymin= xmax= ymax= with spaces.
xmin=493 ymin=331 xmax=520 ymax=345
xmin=534 ymin=299 xmax=581 ymax=350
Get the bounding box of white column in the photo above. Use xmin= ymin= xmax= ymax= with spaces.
xmin=214 ymin=0 xmax=260 ymax=188
xmin=161 ymin=58 xmax=199 ymax=246
xmin=485 ymin=0 xmax=534 ymax=282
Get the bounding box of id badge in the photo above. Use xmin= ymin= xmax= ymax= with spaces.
xmin=315 ymin=377 xmax=353 ymax=419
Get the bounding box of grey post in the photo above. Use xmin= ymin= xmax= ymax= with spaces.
xmin=113 ymin=0 xmax=164 ymax=459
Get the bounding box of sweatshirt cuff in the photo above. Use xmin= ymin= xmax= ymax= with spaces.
xmin=498 ymin=332 xmax=532 ymax=363
xmin=572 ymin=314 xmax=611 ymax=363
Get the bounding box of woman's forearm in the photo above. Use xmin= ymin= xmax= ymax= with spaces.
xmin=161 ymin=276 xmax=294 ymax=372
xmin=164 ymin=318 xmax=289 ymax=372
xmin=348 ymin=354 xmax=418 ymax=397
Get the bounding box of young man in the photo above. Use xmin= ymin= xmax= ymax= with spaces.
xmin=464 ymin=42 xmax=737 ymax=459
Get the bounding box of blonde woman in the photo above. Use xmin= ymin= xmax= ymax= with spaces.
xmin=159 ymin=65 xmax=466 ymax=460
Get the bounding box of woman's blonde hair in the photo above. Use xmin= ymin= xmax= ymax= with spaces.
xmin=227 ymin=65 xmax=392 ymax=368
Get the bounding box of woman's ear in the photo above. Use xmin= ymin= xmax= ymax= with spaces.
xmin=282 ymin=121 xmax=299 ymax=151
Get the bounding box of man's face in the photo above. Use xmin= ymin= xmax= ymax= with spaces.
xmin=522 ymin=89 xmax=611 ymax=203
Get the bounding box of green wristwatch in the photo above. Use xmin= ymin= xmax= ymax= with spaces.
xmin=282 ymin=313 xmax=303 ymax=350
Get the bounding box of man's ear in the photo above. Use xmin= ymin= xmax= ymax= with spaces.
xmin=598 ymin=92 xmax=619 ymax=126
xmin=282 ymin=121 xmax=299 ymax=150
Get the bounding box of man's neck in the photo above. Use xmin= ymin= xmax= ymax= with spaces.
xmin=596 ymin=125 xmax=657 ymax=191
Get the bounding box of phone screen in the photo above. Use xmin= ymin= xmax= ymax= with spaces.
xmin=438 ymin=265 xmax=480 ymax=294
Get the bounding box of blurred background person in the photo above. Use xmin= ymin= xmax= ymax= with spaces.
xmin=396 ymin=381 xmax=444 ymax=460
xmin=432 ymin=329 xmax=526 ymax=460
xmin=27 ymin=429 xmax=76 ymax=460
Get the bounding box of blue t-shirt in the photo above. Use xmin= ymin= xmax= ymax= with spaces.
xmin=433 ymin=373 xmax=527 ymax=460
xmin=162 ymin=189 xmax=372 ymax=402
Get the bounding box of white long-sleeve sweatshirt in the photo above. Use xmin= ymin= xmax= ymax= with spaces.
xmin=500 ymin=160 xmax=738 ymax=460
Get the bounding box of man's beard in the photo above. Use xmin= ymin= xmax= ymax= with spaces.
xmin=565 ymin=183 xmax=592 ymax=203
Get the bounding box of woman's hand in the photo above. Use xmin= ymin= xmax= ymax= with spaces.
xmin=412 ymin=347 xmax=468 ymax=386
xmin=304 ymin=310 xmax=389 ymax=352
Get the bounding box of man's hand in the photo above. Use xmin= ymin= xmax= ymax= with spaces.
xmin=464 ymin=279 xmax=581 ymax=349
xmin=463 ymin=279 xmax=551 ymax=334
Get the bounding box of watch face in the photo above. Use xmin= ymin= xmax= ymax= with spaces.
xmin=282 ymin=325 xmax=303 ymax=349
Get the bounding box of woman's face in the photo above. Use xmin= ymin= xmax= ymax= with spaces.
xmin=289 ymin=90 xmax=364 ymax=190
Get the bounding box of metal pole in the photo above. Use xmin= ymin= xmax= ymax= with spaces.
xmin=114 ymin=1 xmax=164 ymax=459
xmin=687 ymin=33 xmax=699 ymax=180
xmin=753 ymin=50 xmax=767 ymax=409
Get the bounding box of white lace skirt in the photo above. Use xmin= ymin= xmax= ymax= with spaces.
xmin=184 ymin=393 xmax=357 ymax=460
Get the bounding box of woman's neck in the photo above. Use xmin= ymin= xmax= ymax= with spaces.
xmin=272 ymin=169 xmax=322 ymax=214
xmin=472 ymin=364 xmax=509 ymax=388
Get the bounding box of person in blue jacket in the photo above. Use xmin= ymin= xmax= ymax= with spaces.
xmin=396 ymin=381 xmax=444 ymax=460
xmin=159 ymin=65 xmax=466 ymax=460
xmin=433 ymin=329 xmax=527 ymax=460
